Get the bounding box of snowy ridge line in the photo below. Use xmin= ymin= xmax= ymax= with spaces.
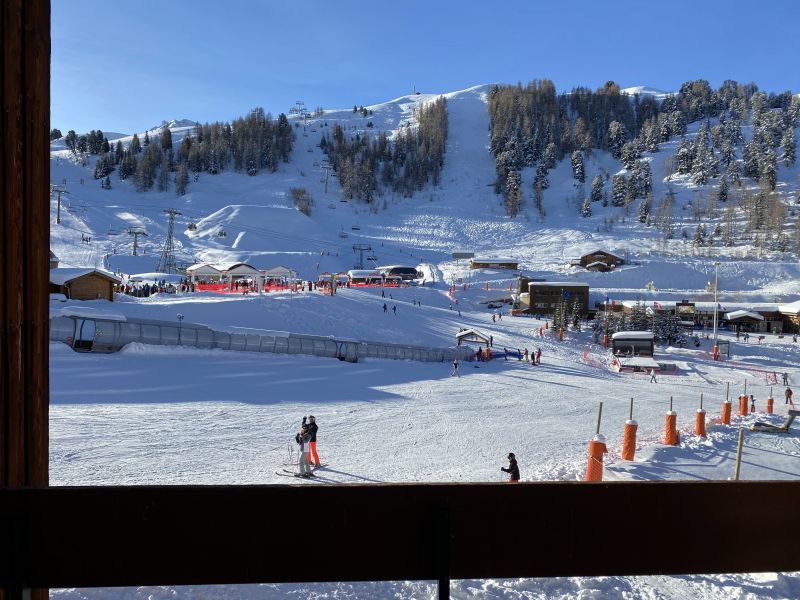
xmin=49 ymin=314 xmax=474 ymax=363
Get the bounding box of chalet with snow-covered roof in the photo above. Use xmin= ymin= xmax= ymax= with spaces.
xmin=578 ymin=250 xmax=624 ymax=271
xmin=49 ymin=250 xmax=59 ymax=269
xmin=469 ymin=257 xmax=519 ymax=270
xmin=49 ymin=268 xmax=121 ymax=301
xmin=456 ymin=328 xmax=491 ymax=348
xmin=186 ymin=263 xmax=223 ymax=283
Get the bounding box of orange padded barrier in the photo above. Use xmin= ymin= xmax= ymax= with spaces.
xmin=766 ymin=396 xmax=774 ymax=414
xmin=695 ymin=409 xmax=706 ymax=438
xmin=665 ymin=411 xmax=678 ymax=445
xmin=722 ymin=400 xmax=732 ymax=425
xmin=621 ymin=420 xmax=637 ymax=461
xmin=584 ymin=435 xmax=607 ymax=482
xmin=738 ymin=394 xmax=748 ymax=417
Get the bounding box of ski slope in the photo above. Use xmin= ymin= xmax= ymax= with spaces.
xmin=47 ymin=83 xmax=800 ymax=599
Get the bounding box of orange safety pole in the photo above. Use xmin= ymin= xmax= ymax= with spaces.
xmin=665 ymin=411 xmax=678 ymax=445
xmin=559 ymin=328 xmax=564 ymax=341
xmin=603 ymin=334 xmax=609 ymax=348
xmin=664 ymin=396 xmax=678 ymax=445
xmin=766 ymin=386 xmax=774 ymax=414
xmin=722 ymin=400 xmax=732 ymax=425
xmin=585 ymin=434 xmax=607 ymax=481
xmin=695 ymin=409 xmax=707 ymax=437
xmin=621 ymin=397 xmax=637 ymax=460
xmin=738 ymin=394 xmax=748 ymax=417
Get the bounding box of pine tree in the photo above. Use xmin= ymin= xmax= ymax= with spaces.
xmin=607 ymin=121 xmax=628 ymax=159
xmin=638 ymin=194 xmax=652 ymax=223
xmin=590 ymin=174 xmax=603 ymax=202
xmin=761 ymin=146 xmax=777 ymax=190
xmin=782 ymin=127 xmax=796 ymax=167
xmin=64 ymin=130 xmax=78 ymax=153
xmin=718 ymin=175 xmax=728 ymax=202
xmin=580 ymin=197 xmax=592 ymax=218
xmin=175 ymin=162 xmax=189 ymax=196
xmin=50 ymin=128 xmax=63 ymax=140
xmin=158 ymin=152 xmax=170 ymax=192
xmin=621 ymin=142 xmax=640 ymax=170
xmin=143 ymin=131 xmax=150 ymax=147
xmin=505 ymin=170 xmax=522 ymax=217
xmin=612 ymin=174 xmax=627 ymax=206
xmin=130 ymin=133 xmax=141 ymax=154
xmin=571 ymin=150 xmax=585 ymax=184
xmin=161 ymin=127 xmax=173 ymax=151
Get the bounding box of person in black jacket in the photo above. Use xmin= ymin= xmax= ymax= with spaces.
xmin=501 ymin=452 xmax=520 ymax=483
xmin=306 ymin=415 xmax=321 ymax=467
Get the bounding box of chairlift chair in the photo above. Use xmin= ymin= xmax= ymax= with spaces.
xmin=339 ymin=229 xmax=349 ymax=239
xmin=187 ymin=223 xmax=197 ymax=231
xmin=328 ymin=203 xmax=336 ymax=209
xmin=217 ymin=229 xmax=227 ymax=238
xmin=351 ymin=225 xmax=361 ymax=231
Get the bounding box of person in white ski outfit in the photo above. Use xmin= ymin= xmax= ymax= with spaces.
xmin=295 ymin=423 xmax=313 ymax=477
xmin=451 ymin=359 xmax=460 ymax=377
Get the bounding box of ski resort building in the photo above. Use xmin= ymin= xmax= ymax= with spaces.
xmin=347 ymin=270 xmax=382 ymax=285
xmin=376 ymin=265 xmax=420 ymax=280
xmin=49 ymin=268 xmax=121 ymax=302
xmin=573 ymin=250 xmax=624 ymax=272
xmin=469 ymin=257 xmax=519 ymax=270
xmin=526 ymin=281 xmax=590 ymax=317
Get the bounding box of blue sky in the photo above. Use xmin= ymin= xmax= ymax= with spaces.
xmin=52 ymin=0 xmax=800 ymax=134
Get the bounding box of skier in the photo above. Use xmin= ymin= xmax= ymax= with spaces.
xmin=785 ymin=387 xmax=794 ymax=405
xmin=782 ymin=372 xmax=789 ymax=385
xmin=501 ymin=452 xmax=520 ymax=483
xmin=492 ymin=314 xmax=496 ymax=323
xmin=749 ymin=395 xmax=756 ymax=413
xmin=383 ymin=303 xmax=387 ymax=313
xmin=307 ymin=415 xmax=321 ymax=467
xmin=523 ymin=348 xmax=529 ymax=362
xmin=476 ymin=347 xmax=483 ymax=362
xmin=535 ymin=348 xmax=541 ymax=365
xmin=649 ymin=369 xmax=658 ymax=383
xmin=295 ymin=421 xmax=313 ymax=478
xmin=503 ymin=347 xmax=508 ymax=361
xmin=392 ymin=305 xmax=397 ymax=315
xmin=451 ymin=358 xmax=460 ymax=377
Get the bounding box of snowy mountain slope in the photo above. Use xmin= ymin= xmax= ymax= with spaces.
xmin=49 ymin=83 xmax=800 ymax=302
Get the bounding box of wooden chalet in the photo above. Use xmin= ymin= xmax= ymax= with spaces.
xmin=577 ymin=250 xmax=624 ymax=271
xmin=49 ymin=268 xmax=121 ymax=301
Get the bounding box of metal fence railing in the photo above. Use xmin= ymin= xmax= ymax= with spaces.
xmin=49 ymin=316 xmax=474 ymax=363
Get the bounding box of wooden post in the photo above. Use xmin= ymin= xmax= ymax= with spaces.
xmin=733 ymin=428 xmax=745 ymax=481
xmin=726 ymin=381 xmax=730 ymax=402
xmin=596 ymin=402 xmax=604 ymax=435
xmin=1 ymin=1 xmax=51 ymax=600
xmin=629 ymin=397 xmax=634 ymax=421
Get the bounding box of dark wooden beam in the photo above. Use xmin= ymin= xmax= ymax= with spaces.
xmin=2 ymin=481 xmax=799 ymax=589
xmin=1 ymin=0 xmax=50 ymax=599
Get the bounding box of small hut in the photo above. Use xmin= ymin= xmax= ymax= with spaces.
xmin=49 ymin=268 xmax=121 ymax=301
xmin=456 ymin=328 xmax=491 ymax=348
